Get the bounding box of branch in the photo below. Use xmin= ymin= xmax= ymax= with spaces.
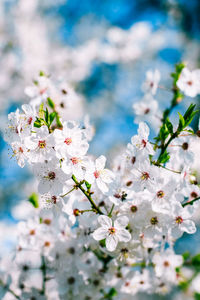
xmin=71 ymin=175 xmax=103 ymax=215
xmin=41 ymin=255 xmax=47 ymax=296
xmin=182 ymin=197 xmax=200 ymax=207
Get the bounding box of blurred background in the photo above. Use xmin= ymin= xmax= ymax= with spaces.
xmin=0 ymin=0 xmax=200 ymax=263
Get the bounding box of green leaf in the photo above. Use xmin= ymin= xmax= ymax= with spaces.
xmin=44 ymin=108 xmax=49 ymax=124
xmin=85 ymin=181 xmax=91 ymax=190
xmin=184 ymin=129 xmax=194 ymax=134
xmin=171 ymin=62 xmax=185 ymax=85
xmin=34 ymin=117 xmax=43 ymax=128
xmin=179 ymin=280 xmax=189 ymax=291
xmin=33 ymin=80 xmax=38 ymax=86
xmin=178 ymin=112 xmax=185 ymax=130
xmin=191 ymin=254 xmax=200 ymax=267
xmin=39 ymin=103 xmax=44 ymax=119
xmin=47 ymin=97 xmax=55 ymax=109
xmin=99 ymin=239 xmax=106 ymax=248
xmin=184 ymin=110 xmax=198 ymax=128
xmin=107 ymin=288 xmax=117 ymax=297
xmin=56 ymin=113 xmax=63 ymax=128
xmin=159 ymin=124 xmax=169 ymax=142
xmin=177 ymin=105 xmax=198 ymax=131
xmin=39 ymin=70 xmax=45 ymax=76
xmin=195 ymin=293 xmax=200 ymax=300
xmin=28 ymin=193 xmax=39 ymax=208
xmin=176 ymin=62 xmax=185 ymax=74
xmin=49 ymin=112 xmax=56 ymax=125
xmin=182 ymin=251 xmax=190 ymax=261
xmin=34 ymin=121 xmax=42 ymax=128
xmin=165 ymin=118 xmax=173 ymax=134
xmin=159 ymin=150 xmax=170 ymax=164
xmin=183 ymin=103 xmax=195 ymax=121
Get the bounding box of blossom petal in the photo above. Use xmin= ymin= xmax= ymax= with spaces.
xmin=96 ymin=179 xmax=108 ymax=193
xmin=180 ymin=220 xmax=196 ymax=234
xmin=114 ymin=216 xmax=129 ymax=229
xmin=95 ymin=155 xmax=106 ymax=170
xmin=98 ymin=215 xmax=112 ymax=228
xmin=106 ymin=234 xmax=118 ymax=252
xmin=117 ymin=229 xmax=131 ymax=243
xmin=85 ymin=172 xmax=95 ymax=184
xmin=138 ymin=122 xmax=149 ymax=140
xmin=93 ymin=227 xmax=108 ymax=241
xmin=38 ymin=180 xmax=51 ymax=194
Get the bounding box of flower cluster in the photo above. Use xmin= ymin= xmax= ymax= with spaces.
xmin=1 ymin=65 xmax=200 ymax=299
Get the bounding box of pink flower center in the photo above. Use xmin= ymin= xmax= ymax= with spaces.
xmin=144 ymin=108 xmax=150 ymax=114
xmin=108 ymin=227 xmax=116 ymax=235
xmin=38 ymin=140 xmax=46 ymax=148
xmin=141 ymin=172 xmax=149 ymax=181
xmin=157 ymin=190 xmax=165 ymax=198
xmin=19 ymin=147 xmax=23 ymax=153
xmin=125 ymin=281 xmax=130 ymax=287
xmin=73 ymin=208 xmax=80 ymax=216
xmin=150 ymin=82 xmax=154 ymax=87
xmin=48 ymin=171 xmax=56 ymax=180
xmin=94 ymin=170 xmax=100 ymax=178
xmin=64 ymin=137 xmax=72 ymax=145
xmin=163 ymin=261 xmax=170 ymax=267
xmin=142 ymin=139 xmax=147 ymax=147
xmin=191 ymin=191 xmax=198 ymax=198
xmin=176 ymin=216 xmax=183 ymax=224
xmin=130 ymin=205 xmax=137 ymax=213
xmin=187 ymin=81 xmax=193 ymax=86
xmin=28 ymin=117 xmax=33 ymax=125
xmin=150 ymin=216 xmax=158 ymax=225
xmin=182 ymin=142 xmax=189 ymax=150
xmin=51 ymin=196 xmax=57 ymax=204
xmin=39 ymin=88 xmax=47 ymax=95
xmin=70 ymin=157 xmax=79 ymax=165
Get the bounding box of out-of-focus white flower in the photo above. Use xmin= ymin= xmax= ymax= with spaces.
xmin=177 ymin=67 xmax=200 ymax=97
xmin=142 ymin=69 xmax=161 ymax=95
xmin=152 ymin=249 xmax=183 ymax=282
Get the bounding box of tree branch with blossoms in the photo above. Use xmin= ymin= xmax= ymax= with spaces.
xmin=3 ymin=66 xmax=200 ymax=299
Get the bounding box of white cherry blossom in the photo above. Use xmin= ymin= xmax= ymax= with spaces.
xmin=54 ymin=121 xmax=89 ymax=158
xmin=170 ymin=203 xmax=196 ymax=238
xmin=177 ymin=67 xmax=200 ymax=97
xmin=85 ymin=155 xmax=114 ymax=193
xmin=152 ymin=249 xmax=183 ymax=282
xmin=131 ymin=122 xmax=154 ymax=155
xmin=24 ymin=126 xmax=55 ymax=163
xmin=11 ymin=141 xmax=28 ymax=168
xmin=93 ymin=215 xmax=131 ymax=252
xmin=142 ymin=69 xmax=160 ymax=95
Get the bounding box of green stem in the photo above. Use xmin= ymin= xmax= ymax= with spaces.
xmin=80 ymin=209 xmax=96 ymax=214
xmin=41 ymin=255 xmax=47 ymax=296
xmin=152 ymin=161 xmax=181 ymax=174
xmin=108 ymin=204 xmax=115 ymax=217
xmin=182 ymin=196 xmax=200 ymax=207
xmin=156 ymin=132 xmax=178 ymax=165
xmin=162 ymin=101 xmax=177 ymax=124
xmin=0 ymin=280 xmax=21 ymax=299
xmin=60 ymin=187 xmax=76 ymax=198
xmin=8 ymin=288 xmax=21 ymax=300
xmin=155 ymin=64 xmax=185 ymax=161
xmin=71 ymin=175 xmax=103 ymax=215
